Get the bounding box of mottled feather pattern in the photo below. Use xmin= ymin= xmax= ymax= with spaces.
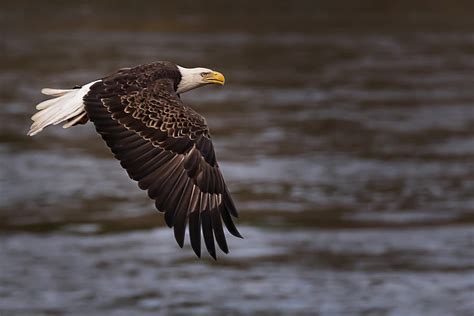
xmin=83 ymin=62 xmax=241 ymax=259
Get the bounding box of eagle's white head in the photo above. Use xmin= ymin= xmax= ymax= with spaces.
xmin=176 ymin=66 xmax=225 ymax=94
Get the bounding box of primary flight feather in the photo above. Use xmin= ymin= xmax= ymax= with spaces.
xmin=28 ymin=61 xmax=242 ymax=259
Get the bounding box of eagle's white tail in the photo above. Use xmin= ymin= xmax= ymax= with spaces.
xmin=27 ymin=80 xmax=99 ymax=136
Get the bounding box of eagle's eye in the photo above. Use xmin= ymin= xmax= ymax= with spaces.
xmin=200 ymin=72 xmax=210 ymax=77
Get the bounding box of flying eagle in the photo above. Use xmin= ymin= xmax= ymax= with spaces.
xmin=27 ymin=61 xmax=242 ymax=259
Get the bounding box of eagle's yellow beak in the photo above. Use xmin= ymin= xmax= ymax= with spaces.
xmin=203 ymin=71 xmax=225 ymax=85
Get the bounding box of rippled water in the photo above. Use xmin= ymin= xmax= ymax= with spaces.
xmin=1 ymin=2 xmax=474 ymax=315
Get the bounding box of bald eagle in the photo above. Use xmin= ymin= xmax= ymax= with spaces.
xmin=27 ymin=61 xmax=242 ymax=259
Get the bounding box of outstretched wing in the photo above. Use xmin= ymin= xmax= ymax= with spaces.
xmin=83 ymin=70 xmax=241 ymax=259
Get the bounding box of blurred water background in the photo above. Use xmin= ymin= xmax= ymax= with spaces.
xmin=1 ymin=1 xmax=474 ymax=315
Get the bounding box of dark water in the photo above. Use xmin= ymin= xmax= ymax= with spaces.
xmin=1 ymin=1 xmax=474 ymax=315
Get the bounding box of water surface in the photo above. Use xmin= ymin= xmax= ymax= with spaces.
xmin=1 ymin=2 xmax=474 ymax=315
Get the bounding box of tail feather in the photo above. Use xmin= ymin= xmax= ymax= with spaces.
xmin=41 ymin=88 xmax=74 ymax=97
xmin=36 ymin=92 xmax=73 ymax=110
xmin=28 ymin=80 xmax=99 ymax=136
xmin=62 ymin=112 xmax=88 ymax=128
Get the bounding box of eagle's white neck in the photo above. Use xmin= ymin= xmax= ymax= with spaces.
xmin=176 ymin=66 xmax=211 ymax=94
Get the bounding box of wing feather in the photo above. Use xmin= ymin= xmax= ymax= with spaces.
xmin=188 ymin=207 xmax=201 ymax=257
xmin=201 ymin=210 xmax=216 ymax=260
xmin=211 ymin=196 xmax=228 ymax=253
xmin=173 ymin=178 xmax=193 ymax=247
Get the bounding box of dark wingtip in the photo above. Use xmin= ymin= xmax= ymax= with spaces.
xmin=217 ymin=241 xmax=229 ymax=254
xmin=220 ymin=207 xmax=243 ymax=239
xmin=189 ymin=211 xmax=201 ymax=259
xmin=192 ymin=247 xmax=201 ymax=258
xmin=231 ymin=229 xmax=243 ymax=239
xmin=209 ymin=251 xmax=217 ymax=260
xmin=173 ymin=221 xmax=186 ymax=248
xmin=164 ymin=210 xmax=174 ymax=228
